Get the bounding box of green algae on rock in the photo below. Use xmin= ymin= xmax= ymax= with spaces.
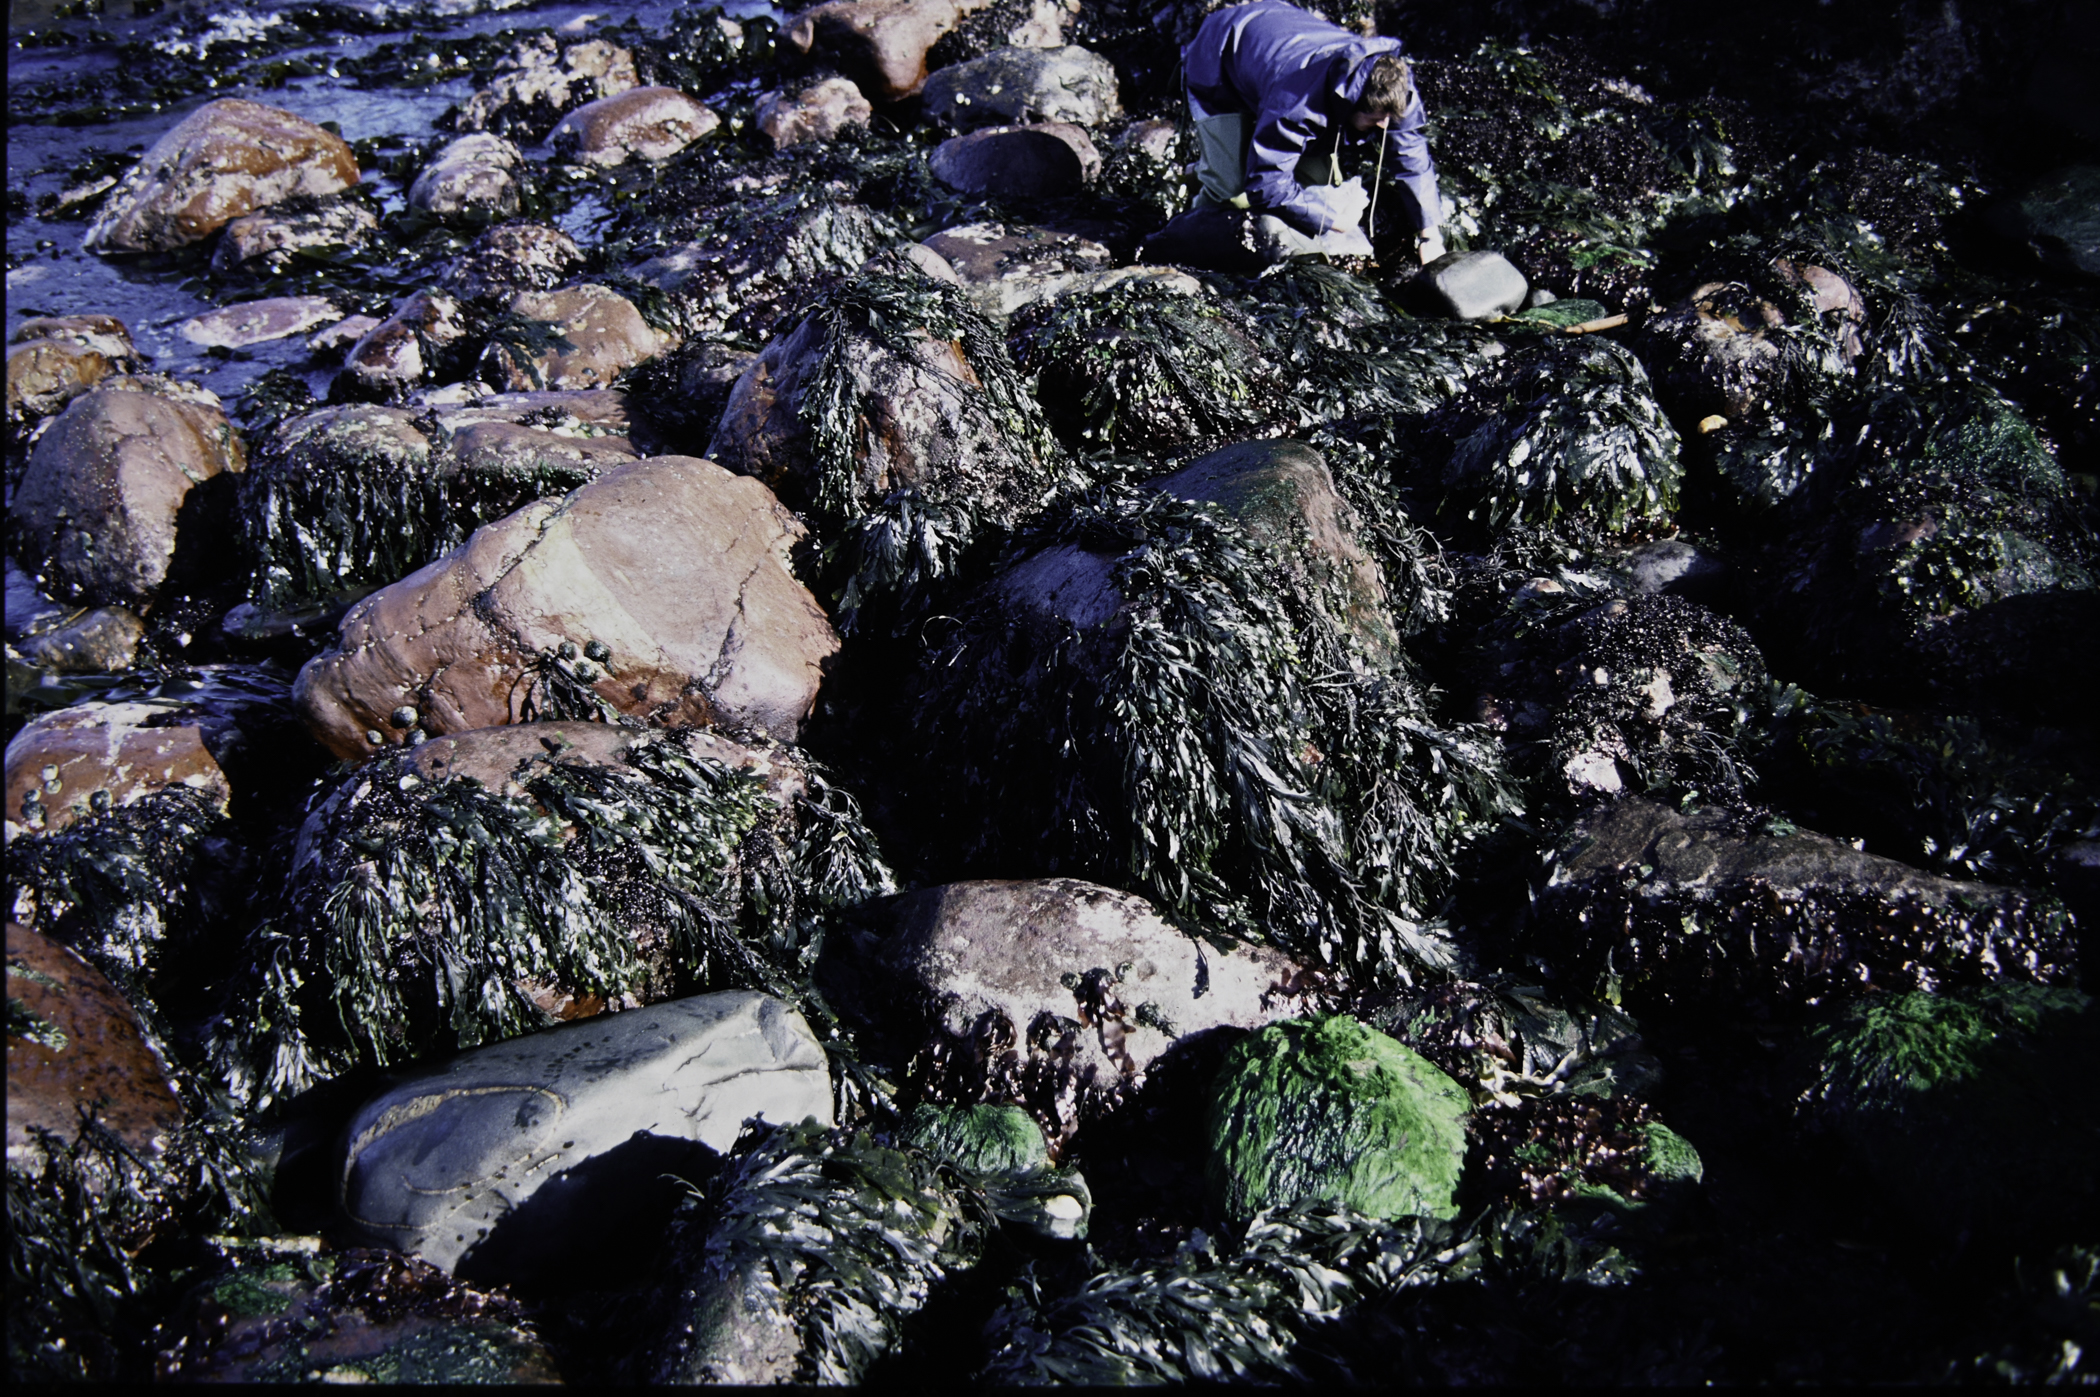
xmin=1205 ymin=1014 xmax=1470 ymax=1225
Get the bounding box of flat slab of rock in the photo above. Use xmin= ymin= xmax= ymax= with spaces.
xmin=921 ymin=44 xmax=1120 ymax=132
xmin=550 ymin=86 xmax=719 ymax=167
xmin=930 ymin=122 xmax=1101 ymax=198
xmin=4 ymin=699 xmax=231 ymax=839
xmin=754 ymin=76 xmax=873 ymax=150
xmin=293 ymin=455 xmax=839 ymax=758
xmin=1531 ymin=797 xmax=2083 ymax=1005
xmin=10 ymin=377 xmax=246 ymax=608
xmin=817 ymin=879 xmax=1312 ymax=1109
xmin=336 ymin=991 xmax=831 ymax=1278
xmin=920 ymin=221 xmax=1111 ymax=318
xmin=481 ymin=284 xmax=664 ymax=393
xmin=6 ymin=921 xmax=183 ymax=1166
xmin=1420 ymin=250 xmax=1528 ymax=321
xmin=1147 ymin=438 xmax=1399 ymax=668
xmin=178 ymin=296 xmax=339 ymax=350
xmin=85 ymin=99 xmax=359 ymax=253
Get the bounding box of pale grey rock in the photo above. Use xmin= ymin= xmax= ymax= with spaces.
xmin=178 ymin=296 xmax=339 ymax=350
xmin=1422 ymin=249 xmax=1529 ymax=320
xmin=929 ymin=122 xmax=1101 ymax=198
xmin=921 ymin=45 xmax=1121 ymax=132
xmin=337 ymin=992 xmax=832 ymax=1279
xmin=920 ymin=221 xmax=1111 ymax=318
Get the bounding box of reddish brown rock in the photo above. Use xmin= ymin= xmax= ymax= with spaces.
xmin=481 ymin=284 xmax=664 ymax=392
xmin=4 ymin=700 xmax=232 ymax=840
xmin=6 ymin=921 xmax=183 ymax=1165
xmin=334 ymin=290 xmax=473 ymax=403
xmin=551 ymin=86 xmax=719 ymax=166
xmin=754 ymin=77 xmax=874 ymax=150
xmin=6 ymin=316 xmax=139 ymax=431
xmin=84 ymin=99 xmax=360 ymax=254
xmin=9 ymin=378 xmax=246 ymax=608
xmin=783 ymin=0 xmax=990 ymax=103
xmin=293 ymin=455 xmax=840 ymax=759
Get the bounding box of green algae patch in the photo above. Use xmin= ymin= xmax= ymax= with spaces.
xmin=902 ymin=1102 xmax=1050 ymax=1177
xmin=1205 ymin=1015 xmax=1471 ymax=1224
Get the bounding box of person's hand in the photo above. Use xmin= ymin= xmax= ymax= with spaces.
xmin=1318 ymin=177 xmax=1371 ymax=233
xmin=1417 ymin=228 xmax=1447 ymax=264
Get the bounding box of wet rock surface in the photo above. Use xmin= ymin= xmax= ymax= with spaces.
xmin=6 ymin=0 xmax=2097 ymax=1384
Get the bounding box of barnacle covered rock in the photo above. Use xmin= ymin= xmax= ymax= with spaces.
xmin=10 ymin=378 xmax=246 ymax=610
xmin=226 ymin=720 xmax=887 ymax=1100
xmin=212 ymin=191 xmax=380 ymax=274
xmin=1205 ymin=1014 xmax=1470 ymax=1225
xmin=336 ymin=992 xmax=831 ymax=1279
xmin=1528 ymin=797 xmax=2082 ymax=1010
xmin=292 ymin=456 xmax=839 ymax=758
xmin=920 ymin=44 xmax=1121 ymax=132
xmin=406 ymin=133 xmax=523 ymax=224
xmin=439 ymin=222 xmax=586 ymax=305
xmin=818 ymin=879 xmax=1312 ymax=1144
xmin=920 ymin=221 xmax=1113 ymax=320
xmin=901 ymin=486 xmax=1514 ymax=983
xmin=6 ymin=315 xmax=140 ymax=436
xmin=1464 ymin=590 xmax=1769 ymax=806
xmin=452 ymin=35 xmax=640 ymax=142
xmin=755 ymin=76 xmax=874 ymax=150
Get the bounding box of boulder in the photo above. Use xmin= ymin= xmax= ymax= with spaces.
xmin=439 ymin=223 xmax=585 ymax=304
xmin=920 ymin=221 xmax=1112 ymax=319
xmin=6 ymin=316 xmax=139 ymax=433
xmin=4 ymin=699 xmax=231 ymax=840
xmin=177 ymin=296 xmax=339 ymax=350
xmin=624 ymin=202 xmax=906 ymax=346
xmin=617 ymin=339 xmax=759 ymax=451
xmin=480 ymin=284 xmax=663 ymax=393
xmin=161 ymin=1245 xmax=562 ymax=1383
xmin=1529 ymin=797 xmax=2083 ymax=1008
xmin=4 ymin=591 xmax=145 ymax=677
xmin=6 ymin=921 xmax=184 ymax=1166
xmin=921 ymin=44 xmax=1120 ymax=132
xmin=1147 ymin=438 xmax=1400 ymax=669
xmin=550 ymin=86 xmax=719 ymax=167
xmin=453 ymin=36 xmax=640 ymax=140
xmin=9 ymin=378 xmax=245 ymax=608
xmin=1637 ymin=261 xmax=1864 ymax=429
xmin=407 ymin=134 xmax=523 ymax=224
xmin=929 ymin=122 xmax=1101 ymax=197
xmin=334 ymin=290 xmax=474 ymax=403
xmin=1419 ymin=249 xmax=1529 ymax=321
xmin=754 ymin=77 xmax=874 ymax=150
xmin=817 ymin=879 xmax=1313 ymax=1130
xmin=783 ymin=0 xmax=982 ymax=103
xmin=336 ymin=992 xmax=831 ymax=1279
xmin=293 ymin=455 xmax=839 ymax=758
xmin=1205 ymin=1014 xmax=1470 ymax=1223
xmin=212 ymin=192 xmax=379 ymax=273
xmin=84 ymin=99 xmax=360 ymax=254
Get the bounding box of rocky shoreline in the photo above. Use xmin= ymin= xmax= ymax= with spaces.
xmin=6 ymin=0 xmax=2098 ymax=1383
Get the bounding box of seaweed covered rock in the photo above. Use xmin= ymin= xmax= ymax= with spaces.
xmin=452 ymin=35 xmax=640 ymax=141
xmin=439 ymin=223 xmax=585 ymax=306
xmin=930 ymin=121 xmax=1103 ymax=198
xmin=1007 ymin=280 xmax=1289 ymax=456
xmin=903 ymin=486 xmax=1512 ymax=982
xmin=333 ymin=290 xmax=475 ymax=403
xmin=641 ymin=1121 xmax=974 ymax=1382
xmin=1528 ymin=797 xmax=2082 ymax=1010
xmin=212 ymin=191 xmax=380 ymax=274
xmin=234 ymin=721 xmax=886 ymax=1097
xmin=480 ymin=284 xmax=664 ymax=393
xmin=6 ymin=315 xmax=139 ymax=436
xmin=708 ymin=267 xmax=1068 ymax=629
xmin=754 ymin=76 xmax=874 ymax=150
xmin=1638 ymin=259 xmax=1865 ymax=427
xmin=337 ymin=992 xmax=832 ymax=1279
xmin=406 ymin=133 xmax=523 ymax=224
xmin=83 ymin=99 xmax=359 ymax=254
xmin=921 ymin=221 xmax=1113 ymax=319
xmin=549 ymin=86 xmax=719 ymax=168
xmin=6 ymin=921 xmax=184 ymax=1166
xmin=1433 ymin=337 xmax=1681 ymax=538
xmin=1205 ymin=1015 xmax=1470 ymax=1225
xmin=10 ymin=378 xmax=245 ymax=609
xmin=1796 ymin=983 xmax=2100 ymax=1244
xmin=1465 ymin=591 xmax=1768 ymax=805
xmin=1470 ymin=1094 xmax=1702 ymax=1210
xmin=818 ymin=879 xmax=1312 ymax=1138
xmin=782 ymin=0 xmax=979 ymax=103
xmin=921 ymin=44 xmax=1121 ymax=131
xmin=1149 ymin=438 xmax=1401 ymax=670
xmin=293 ymin=455 xmax=838 ymax=757
xmin=158 ymin=1244 xmax=560 ymax=1384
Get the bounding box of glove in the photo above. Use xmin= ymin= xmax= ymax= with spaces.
xmin=1417 ymin=227 xmax=1447 ymax=265
xmin=1311 ymin=177 xmax=1371 ymax=235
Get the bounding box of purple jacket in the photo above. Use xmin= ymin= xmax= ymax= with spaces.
xmin=1184 ymin=1 xmax=1441 ymax=237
